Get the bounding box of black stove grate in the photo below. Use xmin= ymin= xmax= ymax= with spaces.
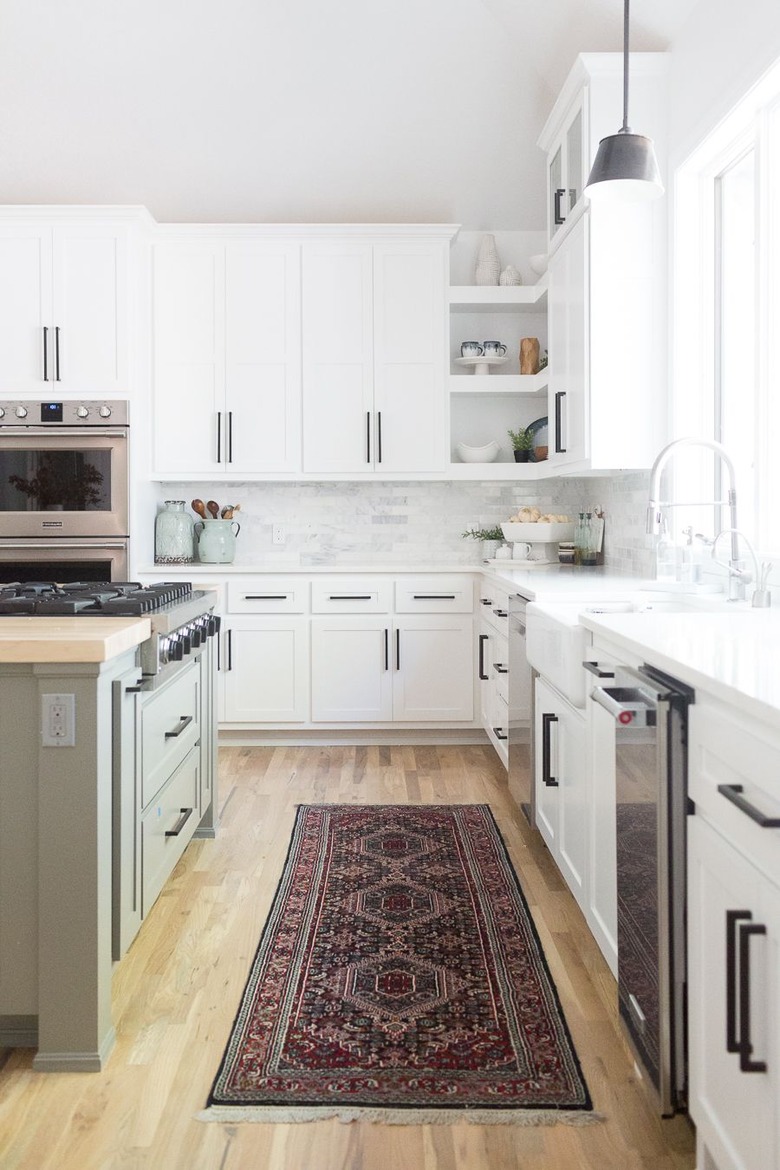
xmin=0 ymin=581 xmax=194 ymax=617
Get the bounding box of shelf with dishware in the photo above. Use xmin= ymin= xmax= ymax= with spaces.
xmin=449 ymin=370 xmax=548 ymax=395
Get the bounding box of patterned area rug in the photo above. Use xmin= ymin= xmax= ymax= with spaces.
xmin=202 ymin=804 xmax=595 ymax=1124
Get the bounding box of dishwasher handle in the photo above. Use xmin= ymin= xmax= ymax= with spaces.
xmin=591 ymin=685 xmax=656 ymax=727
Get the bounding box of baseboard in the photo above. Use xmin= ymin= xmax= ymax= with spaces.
xmin=0 ymin=1015 xmax=37 ymax=1048
xmin=218 ymin=728 xmax=491 ymax=748
xmin=32 ymin=1026 xmax=116 ymax=1073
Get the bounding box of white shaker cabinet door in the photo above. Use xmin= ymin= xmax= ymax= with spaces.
xmin=220 ymin=618 xmax=309 ymax=723
xmin=372 ymin=244 xmax=447 ymax=473
xmin=52 ymin=225 xmax=129 ymax=392
xmin=153 ymin=243 xmax=224 ymax=475
xmin=688 ymin=816 xmax=779 ymax=1170
xmin=302 ymin=243 xmax=374 ymax=473
xmin=0 ymin=226 xmax=52 ymax=393
xmin=547 ymin=212 xmax=588 ymax=469
xmin=310 ymin=617 xmax=393 ymax=722
xmin=392 ymin=616 xmax=473 ymax=722
xmin=225 ymin=241 xmax=301 ymax=473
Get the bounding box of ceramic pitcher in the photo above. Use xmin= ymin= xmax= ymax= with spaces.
xmin=194 ymin=518 xmax=241 ymax=563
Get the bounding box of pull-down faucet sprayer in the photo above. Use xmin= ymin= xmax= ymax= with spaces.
xmin=646 ymin=437 xmax=745 ymax=599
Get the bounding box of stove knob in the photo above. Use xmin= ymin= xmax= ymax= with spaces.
xmin=180 ymin=632 xmax=192 ymax=655
xmin=76 ymin=406 xmax=90 ymax=419
xmin=98 ymin=404 xmax=112 ymax=418
xmin=0 ymin=407 xmax=5 ymax=419
xmin=15 ymin=405 xmax=28 ymax=418
xmin=170 ymin=636 xmax=184 ymax=661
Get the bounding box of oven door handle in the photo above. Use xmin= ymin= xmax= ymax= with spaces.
xmin=0 ymin=542 xmax=128 ymax=552
xmin=2 ymin=426 xmax=128 ymax=438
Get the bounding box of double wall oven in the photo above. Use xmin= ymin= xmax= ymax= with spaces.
xmin=0 ymin=398 xmax=129 ymax=581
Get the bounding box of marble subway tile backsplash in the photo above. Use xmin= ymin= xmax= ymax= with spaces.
xmin=161 ymin=473 xmax=653 ymax=572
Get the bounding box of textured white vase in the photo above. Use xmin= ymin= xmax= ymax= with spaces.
xmin=475 ymin=234 xmax=501 ymax=286
xmin=499 ymin=264 xmax=523 ymax=286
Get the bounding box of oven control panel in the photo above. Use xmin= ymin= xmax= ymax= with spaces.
xmin=0 ymin=400 xmax=129 ymax=426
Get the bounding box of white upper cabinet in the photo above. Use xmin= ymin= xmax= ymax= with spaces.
xmin=539 ymin=54 xmax=669 ymax=472
xmin=153 ymin=238 xmax=301 ymax=476
xmin=0 ymin=218 xmax=131 ymax=395
xmin=302 ymin=237 xmax=448 ymax=474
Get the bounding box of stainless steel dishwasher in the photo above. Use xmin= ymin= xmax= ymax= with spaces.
xmin=590 ymin=662 xmax=695 ymax=1116
xmin=508 ymin=593 xmax=534 ymax=825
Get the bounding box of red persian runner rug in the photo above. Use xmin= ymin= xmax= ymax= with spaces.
xmin=203 ymin=805 xmax=594 ymax=1124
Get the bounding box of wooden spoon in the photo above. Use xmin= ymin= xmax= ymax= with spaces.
xmin=191 ymin=499 xmax=207 ymax=519
xmin=206 ymin=500 xmax=220 ymax=519
xmin=221 ymin=506 xmax=233 ymax=519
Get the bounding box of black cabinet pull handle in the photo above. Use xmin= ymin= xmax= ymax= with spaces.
xmin=492 ymin=608 xmax=508 ymax=618
xmin=493 ymin=663 xmax=508 ymax=674
xmin=739 ymin=921 xmax=767 ymax=1073
xmin=216 ymin=412 xmax=222 ymax=463
xmin=43 ymin=326 xmax=49 ymax=381
xmin=377 ymin=410 xmax=382 ymax=463
xmin=384 ymin=627 xmax=389 ymax=671
xmin=244 ymin=594 xmax=289 ymax=600
xmin=478 ymin=633 xmax=488 ymax=680
xmin=164 ymin=714 xmax=193 ymax=739
xmin=718 ymin=784 xmax=780 ymax=828
xmin=542 ymin=711 xmax=559 ymax=787
xmin=554 ymin=187 xmax=566 ymax=225
xmin=395 ymin=628 xmax=400 ymax=671
xmin=165 ymin=808 xmax=194 ymax=838
xmin=726 ymin=910 xmax=753 ymax=1054
xmin=125 ymin=684 xmax=143 ymax=694
xmin=227 ymin=410 xmax=233 ymax=462
xmin=329 ymin=594 xmax=372 ymax=601
xmin=493 ymin=727 xmax=508 ymax=741
xmin=583 ymin=661 xmax=615 ymax=678
xmin=54 ymin=326 xmax=61 ymax=381
xmin=227 ymin=628 xmax=233 ymax=671
xmin=413 ymin=594 xmax=456 ymax=600
xmin=555 ymin=391 xmax=566 ymax=453
xmin=366 ymin=410 xmax=371 ymax=464
xmin=480 ymin=598 xmax=493 ymax=606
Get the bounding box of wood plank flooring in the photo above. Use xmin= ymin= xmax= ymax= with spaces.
xmin=0 ymin=745 xmax=696 ymax=1170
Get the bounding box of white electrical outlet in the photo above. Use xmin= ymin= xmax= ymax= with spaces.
xmin=41 ymin=693 xmax=76 ymax=747
xmin=272 ymin=524 xmax=286 ymax=545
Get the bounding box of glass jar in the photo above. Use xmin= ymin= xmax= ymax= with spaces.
xmin=155 ymin=500 xmax=194 ymax=565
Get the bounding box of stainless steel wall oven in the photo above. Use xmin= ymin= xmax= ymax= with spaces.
xmin=0 ymin=399 xmax=129 ymax=580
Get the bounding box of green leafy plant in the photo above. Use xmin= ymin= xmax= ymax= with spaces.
xmin=507 ymin=426 xmax=534 ymax=452
xmin=461 ymin=525 xmax=504 ymax=541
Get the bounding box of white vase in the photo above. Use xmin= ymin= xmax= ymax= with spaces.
xmin=475 ymin=234 xmax=501 ymax=286
xmin=499 ymin=264 xmax=523 ymax=286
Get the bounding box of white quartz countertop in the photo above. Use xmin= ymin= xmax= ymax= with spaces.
xmin=581 ymin=609 xmax=780 ymax=723
xmin=139 ymin=562 xmax=488 ymax=575
xmin=0 ymin=616 xmax=150 ymax=663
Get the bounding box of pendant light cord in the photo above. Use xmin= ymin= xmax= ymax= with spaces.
xmin=622 ymin=0 xmax=630 ymax=133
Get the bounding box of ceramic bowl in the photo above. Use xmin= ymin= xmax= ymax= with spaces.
xmin=528 ymin=253 xmax=548 ymax=276
xmin=456 ymin=440 xmax=501 ymax=464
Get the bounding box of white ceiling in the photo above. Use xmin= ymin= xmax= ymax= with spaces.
xmin=0 ymin=0 xmax=703 ymax=228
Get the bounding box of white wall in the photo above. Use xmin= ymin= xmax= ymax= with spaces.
xmin=668 ymin=0 xmax=780 ymax=161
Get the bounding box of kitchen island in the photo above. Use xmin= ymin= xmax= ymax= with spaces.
xmin=0 ymin=618 xmax=149 ymax=1071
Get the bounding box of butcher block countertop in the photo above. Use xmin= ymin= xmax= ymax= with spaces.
xmin=0 ymin=616 xmax=150 ymax=663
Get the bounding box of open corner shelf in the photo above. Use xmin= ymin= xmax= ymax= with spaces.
xmin=448 ymin=278 xmax=547 ymax=309
xmin=448 ymin=371 xmax=548 ymax=396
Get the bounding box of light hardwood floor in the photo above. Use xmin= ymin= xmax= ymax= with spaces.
xmin=0 ymin=745 xmax=696 ymax=1170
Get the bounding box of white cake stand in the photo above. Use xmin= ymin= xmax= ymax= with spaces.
xmin=455 ymin=355 xmax=509 ymax=377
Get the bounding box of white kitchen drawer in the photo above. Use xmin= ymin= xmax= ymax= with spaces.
xmin=492 ymin=635 xmax=509 ymax=704
xmin=141 ymin=744 xmax=199 ymax=916
xmin=141 ymin=659 xmax=200 ymax=808
xmin=478 ymin=584 xmax=510 ymax=637
xmin=227 ymin=577 xmax=308 ymax=613
xmin=689 ymin=702 xmax=780 ymax=886
xmin=311 ymin=577 xmax=392 ymax=613
xmin=394 ymin=575 xmax=474 ymax=613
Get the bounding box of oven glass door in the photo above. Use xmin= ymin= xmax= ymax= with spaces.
xmin=0 ymin=431 xmax=128 ymax=537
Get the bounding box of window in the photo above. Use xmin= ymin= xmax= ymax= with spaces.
xmin=674 ymin=60 xmax=780 ymax=559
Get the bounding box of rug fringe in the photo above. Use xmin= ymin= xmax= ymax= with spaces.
xmin=197 ymin=1105 xmax=604 ymax=1127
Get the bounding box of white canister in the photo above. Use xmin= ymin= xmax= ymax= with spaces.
xmin=194 ymin=518 xmax=241 ymax=563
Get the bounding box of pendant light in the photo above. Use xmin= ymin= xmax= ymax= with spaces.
xmin=584 ymin=0 xmax=663 ymax=201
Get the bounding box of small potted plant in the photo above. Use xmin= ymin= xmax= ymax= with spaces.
xmin=462 ymin=525 xmax=504 ymax=562
xmin=507 ymin=426 xmax=534 ymax=463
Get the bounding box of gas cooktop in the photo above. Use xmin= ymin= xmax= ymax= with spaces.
xmin=0 ymin=581 xmax=196 ymax=618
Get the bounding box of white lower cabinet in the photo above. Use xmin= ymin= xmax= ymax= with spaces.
xmin=689 ymin=816 xmax=779 ymax=1170
xmin=310 ymin=615 xmax=473 ymax=723
xmin=220 ymin=617 xmax=309 ymax=723
xmin=534 ymin=676 xmax=588 ymax=911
